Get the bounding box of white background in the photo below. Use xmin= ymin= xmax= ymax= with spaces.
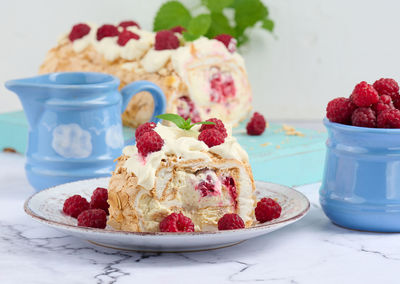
xmin=1 ymin=0 xmax=399 ymax=120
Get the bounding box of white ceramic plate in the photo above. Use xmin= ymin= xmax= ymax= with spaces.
xmin=24 ymin=178 xmax=310 ymax=252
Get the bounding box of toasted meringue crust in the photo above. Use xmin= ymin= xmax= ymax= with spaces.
xmin=107 ymin=123 xmax=256 ymax=232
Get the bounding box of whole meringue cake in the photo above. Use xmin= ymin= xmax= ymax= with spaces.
xmin=107 ymin=120 xmax=256 ymax=232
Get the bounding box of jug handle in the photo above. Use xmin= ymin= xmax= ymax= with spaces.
xmin=120 ymin=80 xmax=167 ymax=144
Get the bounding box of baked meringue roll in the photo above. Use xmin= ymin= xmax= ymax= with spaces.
xmin=39 ymin=22 xmax=252 ymax=128
xmin=107 ymin=122 xmax=256 ymax=232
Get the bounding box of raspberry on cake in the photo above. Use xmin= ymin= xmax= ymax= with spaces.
xmin=39 ymin=22 xmax=252 ymax=128
xmin=107 ymin=117 xmax=256 ymax=232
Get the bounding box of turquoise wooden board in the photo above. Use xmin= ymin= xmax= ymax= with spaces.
xmin=0 ymin=111 xmax=327 ymax=186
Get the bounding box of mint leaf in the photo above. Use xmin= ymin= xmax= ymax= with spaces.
xmin=153 ymin=1 xmax=192 ymax=31
xmin=156 ymin=113 xmax=186 ymax=128
xmin=183 ymin=14 xmax=212 ymax=41
xmin=156 ymin=114 xmax=215 ymax=130
xmin=202 ymin=0 xmax=233 ymax=12
xmin=262 ymin=18 xmax=274 ymax=32
xmin=233 ymin=0 xmax=268 ymax=43
xmin=206 ymin=12 xmax=235 ymax=38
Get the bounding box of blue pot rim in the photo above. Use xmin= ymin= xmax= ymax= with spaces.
xmin=5 ymin=72 xmax=120 ymax=91
xmin=323 ymin=118 xmax=400 ymax=135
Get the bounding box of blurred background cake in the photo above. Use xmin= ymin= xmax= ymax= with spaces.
xmin=39 ymin=22 xmax=252 ymax=128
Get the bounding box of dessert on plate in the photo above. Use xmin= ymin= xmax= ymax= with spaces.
xmin=39 ymin=22 xmax=252 ymax=128
xmin=107 ymin=115 xmax=256 ymax=232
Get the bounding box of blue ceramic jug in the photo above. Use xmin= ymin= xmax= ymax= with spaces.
xmin=5 ymin=72 xmax=166 ymax=191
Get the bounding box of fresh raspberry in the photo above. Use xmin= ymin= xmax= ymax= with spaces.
xmin=372 ymin=95 xmax=394 ymax=114
xmin=117 ymin=30 xmax=140 ymax=46
xmin=351 ymin=107 xmax=376 ymax=128
xmin=159 ymin=213 xmax=194 ymax=232
xmin=218 ymin=213 xmax=245 ymax=230
xmin=326 ymin=97 xmax=357 ymax=124
xmin=63 ymin=195 xmax=90 ymax=218
xmin=77 ymin=209 xmax=107 ymax=229
xmin=170 ymin=26 xmax=186 ymax=34
xmin=392 ymin=94 xmax=400 ymax=109
xmin=69 ymin=23 xmax=91 ymax=42
xmin=255 ymin=198 xmax=282 ymax=223
xmin=351 ymin=81 xmax=379 ymax=107
xmin=135 ymin=122 xmax=156 ymax=140
xmin=199 ymin=118 xmax=227 ymax=138
xmin=198 ymin=128 xmax=225 ymax=147
xmin=214 ymin=34 xmax=237 ymax=53
xmin=154 ymin=30 xmax=180 ymax=50
xmin=118 ymin=20 xmax=140 ymax=29
xmin=89 ymin=187 xmax=109 ymax=214
xmin=96 ymin=24 xmax=119 ymax=41
xmin=136 ymin=131 xmax=164 ymax=157
xmin=246 ymin=112 xmax=267 ymax=135
xmin=377 ymin=109 xmax=400 ymax=128
xmin=373 ymin=78 xmax=399 ymax=98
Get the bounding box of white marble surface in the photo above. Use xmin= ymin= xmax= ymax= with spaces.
xmin=0 ymin=152 xmax=399 ymax=284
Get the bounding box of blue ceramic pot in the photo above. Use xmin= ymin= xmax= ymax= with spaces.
xmin=320 ymin=118 xmax=400 ymax=232
xmin=5 ymin=72 xmax=166 ymax=191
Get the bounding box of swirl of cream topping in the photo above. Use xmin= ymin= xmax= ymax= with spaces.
xmin=122 ymin=123 xmax=249 ymax=190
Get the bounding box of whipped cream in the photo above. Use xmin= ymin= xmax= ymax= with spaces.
xmin=122 ymin=123 xmax=249 ymax=190
xmin=61 ymin=23 xmax=245 ymax=74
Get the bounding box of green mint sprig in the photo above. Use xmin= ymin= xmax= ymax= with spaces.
xmin=156 ymin=113 xmax=215 ymax=130
xmin=153 ymin=0 xmax=274 ymax=46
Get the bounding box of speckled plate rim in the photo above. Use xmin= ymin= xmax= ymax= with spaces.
xmin=24 ymin=178 xmax=310 ymax=237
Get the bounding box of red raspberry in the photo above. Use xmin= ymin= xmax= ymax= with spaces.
xmin=69 ymin=23 xmax=91 ymax=42
xmin=351 ymin=107 xmax=376 ymax=128
xmin=372 ymin=95 xmax=394 ymax=114
xmin=255 ymin=198 xmax=282 ymax=223
xmin=218 ymin=213 xmax=245 ymax=230
xmin=135 ymin=122 xmax=156 ymax=140
xmin=377 ymin=109 xmax=400 ymax=128
xmin=351 ymin=81 xmax=379 ymax=107
xmin=214 ymin=34 xmax=237 ymax=53
xmin=89 ymin=187 xmax=109 ymax=215
xmin=136 ymin=131 xmax=164 ymax=157
xmin=246 ymin=112 xmax=267 ymax=135
xmin=392 ymin=94 xmax=400 ymax=109
xmin=170 ymin=26 xmax=186 ymax=34
xmin=159 ymin=213 xmax=194 ymax=232
xmin=373 ymin=78 xmax=399 ymax=98
xmin=63 ymin=195 xmax=90 ymax=218
xmin=199 ymin=118 xmax=227 ymax=138
xmin=77 ymin=209 xmax=107 ymax=229
xmin=117 ymin=30 xmax=140 ymax=46
xmin=326 ymin=97 xmax=357 ymax=124
xmin=154 ymin=30 xmax=180 ymax=50
xmin=118 ymin=20 xmax=140 ymax=29
xmin=96 ymin=24 xmax=119 ymax=41
xmin=198 ymin=128 xmax=225 ymax=147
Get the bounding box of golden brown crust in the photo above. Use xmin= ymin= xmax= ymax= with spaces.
xmin=107 ymin=153 xmax=256 ymax=232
